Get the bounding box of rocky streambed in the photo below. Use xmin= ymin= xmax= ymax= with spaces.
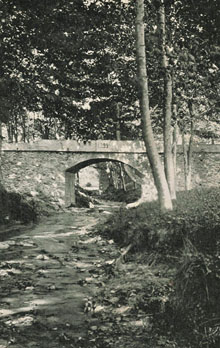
xmin=0 ymin=203 xmax=122 ymax=348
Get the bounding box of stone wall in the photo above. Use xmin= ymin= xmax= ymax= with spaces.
xmin=1 ymin=146 xmax=219 ymax=208
xmin=1 ymin=152 xmax=71 ymax=208
xmin=1 ymin=149 xmax=153 ymax=206
xmin=176 ymin=152 xmax=220 ymax=190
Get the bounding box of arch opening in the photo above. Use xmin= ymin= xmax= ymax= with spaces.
xmin=66 ymin=158 xmax=144 ymax=178
xmin=64 ymin=158 xmax=144 ymax=207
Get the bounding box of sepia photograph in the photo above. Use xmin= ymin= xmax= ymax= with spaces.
xmin=0 ymin=0 xmax=219 ymax=347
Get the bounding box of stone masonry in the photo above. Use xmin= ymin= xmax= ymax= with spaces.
xmin=1 ymin=140 xmax=220 ymax=207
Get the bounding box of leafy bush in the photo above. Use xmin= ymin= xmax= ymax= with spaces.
xmin=100 ymin=188 xmax=220 ymax=254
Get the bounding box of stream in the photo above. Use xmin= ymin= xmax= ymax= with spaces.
xmin=0 ymin=202 xmax=121 ymax=348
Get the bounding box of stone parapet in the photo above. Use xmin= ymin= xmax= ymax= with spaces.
xmin=2 ymin=140 xmax=220 ymax=154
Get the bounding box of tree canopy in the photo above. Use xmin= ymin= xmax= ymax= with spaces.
xmin=0 ymin=0 xmax=219 ymax=142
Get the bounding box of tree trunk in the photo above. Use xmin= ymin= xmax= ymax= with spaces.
xmin=7 ymin=122 xmax=14 ymax=143
xmin=119 ymin=163 xmax=127 ymax=192
xmin=182 ymin=115 xmax=194 ymax=191
xmin=182 ymin=132 xmax=189 ymax=190
xmin=22 ymin=114 xmax=27 ymax=142
xmin=14 ymin=114 xmax=18 ymax=143
xmin=172 ymin=119 xmax=178 ymax=192
xmin=186 ymin=102 xmax=195 ymax=190
xmin=115 ymin=102 xmax=121 ymax=141
xmin=164 ymin=71 xmax=176 ymax=198
xmin=158 ymin=0 xmax=176 ymax=200
xmin=0 ymin=121 xmax=3 ymax=180
xmin=115 ymin=103 xmax=126 ymax=191
xmin=135 ymin=0 xmax=172 ymax=211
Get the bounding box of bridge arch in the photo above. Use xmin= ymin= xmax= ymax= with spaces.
xmin=2 ymin=140 xmax=219 ymax=208
xmin=64 ymin=157 xmax=144 ymax=206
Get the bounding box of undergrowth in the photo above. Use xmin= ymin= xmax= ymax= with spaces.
xmin=0 ymin=185 xmax=38 ymax=224
xmin=100 ymin=185 xmax=142 ymax=203
xmin=98 ymin=187 xmax=220 ymax=347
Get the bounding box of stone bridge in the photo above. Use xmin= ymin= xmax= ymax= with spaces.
xmin=1 ymin=140 xmax=220 ymax=206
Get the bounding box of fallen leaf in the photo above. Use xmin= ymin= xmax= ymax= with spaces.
xmin=114 ymin=306 xmax=132 ymax=314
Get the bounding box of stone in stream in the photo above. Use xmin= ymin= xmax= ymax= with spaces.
xmin=0 ymin=339 xmax=7 ymax=348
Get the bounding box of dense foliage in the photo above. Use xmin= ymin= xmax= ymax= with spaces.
xmin=0 ymin=0 xmax=219 ymax=142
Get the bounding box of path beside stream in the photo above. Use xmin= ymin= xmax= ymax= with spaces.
xmin=0 ymin=203 xmax=121 ymax=348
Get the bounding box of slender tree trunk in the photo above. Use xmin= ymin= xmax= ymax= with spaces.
xmin=172 ymin=119 xmax=178 ymax=192
xmin=42 ymin=125 xmax=50 ymax=139
xmin=21 ymin=114 xmax=27 ymax=142
xmin=0 ymin=121 xmax=3 ymax=180
xmin=186 ymin=135 xmax=193 ymax=190
xmin=32 ymin=113 xmax=36 ymax=141
xmin=186 ymin=102 xmax=195 ymax=190
xmin=115 ymin=102 xmax=121 ymax=141
xmin=182 ymin=116 xmax=194 ymax=191
xmin=26 ymin=117 xmax=30 ymax=143
xmin=158 ymin=0 xmax=176 ymax=200
xmin=182 ymin=131 xmax=187 ymax=190
xmin=14 ymin=114 xmax=18 ymax=143
xmin=76 ymin=172 xmax=79 ymax=186
xmin=7 ymin=122 xmax=13 ymax=143
xmin=172 ymin=103 xmax=179 ymax=192
xmin=135 ymin=0 xmax=172 ymax=211
xmin=115 ymin=103 xmax=126 ymax=191
xmin=119 ymin=163 xmax=127 ymax=191
xmin=108 ymin=163 xmax=119 ymax=190
xmin=164 ymin=71 xmax=176 ymax=198
xmin=54 ymin=117 xmax=58 ymax=139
